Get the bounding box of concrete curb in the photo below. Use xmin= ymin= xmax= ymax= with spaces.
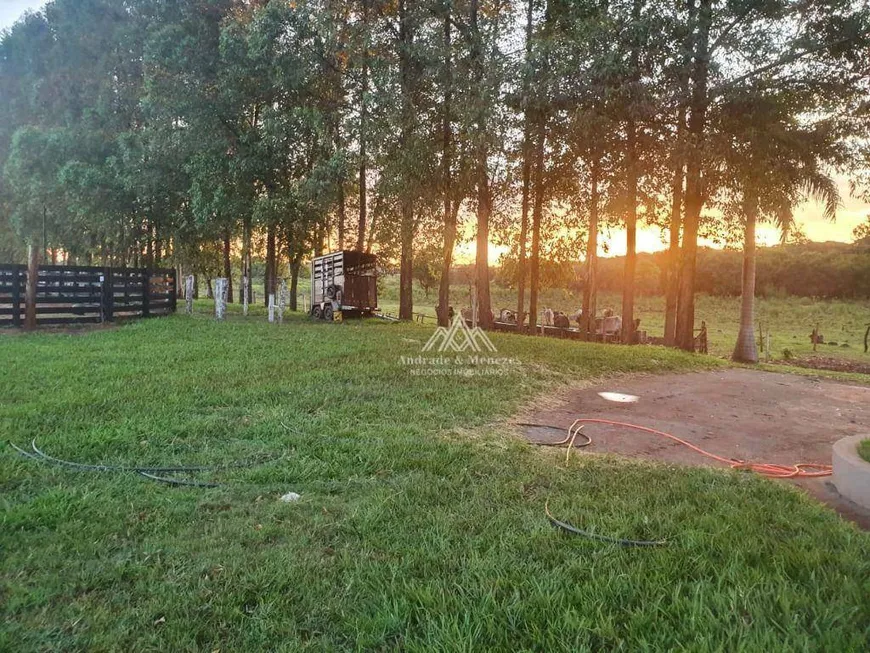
xmin=832 ymin=435 xmax=870 ymax=510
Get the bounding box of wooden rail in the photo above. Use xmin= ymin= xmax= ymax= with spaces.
xmin=0 ymin=264 xmax=176 ymax=328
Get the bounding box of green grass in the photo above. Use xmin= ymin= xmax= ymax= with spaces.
xmin=375 ymin=276 xmax=870 ymax=362
xmin=859 ymin=440 xmax=870 ymax=464
xmin=2 ymin=305 xmax=868 ymax=651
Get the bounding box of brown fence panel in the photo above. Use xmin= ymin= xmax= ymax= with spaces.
xmin=0 ymin=264 xmax=26 ymax=327
xmin=0 ymin=264 xmax=177 ymax=328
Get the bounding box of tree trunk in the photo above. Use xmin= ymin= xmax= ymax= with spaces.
xmin=397 ymin=0 xmax=416 ymax=322
xmin=399 ymin=198 xmax=414 ymax=321
xmin=145 ymin=222 xmax=154 ymax=268
xmin=732 ymin=187 xmax=758 ymax=362
xmin=436 ymin=203 xmax=456 ymax=327
xmin=528 ymin=118 xmax=546 ymax=335
xmin=337 ymin=180 xmax=346 ymax=250
xmin=515 ymin=0 xmax=534 ymax=333
xmin=24 ymin=241 xmax=39 ymax=330
xmin=313 ymin=223 xmax=324 ymax=257
xmin=436 ymin=9 xmax=454 ymax=328
xmin=475 ymin=169 xmax=493 ymax=329
xmin=239 ymin=219 xmax=251 ymax=304
xmin=290 ymin=253 xmax=301 ymax=311
xmin=469 ymin=0 xmax=492 ymax=329
xmin=621 ymin=0 xmax=641 ymax=345
xmin=675 ymin=0 xmax=711 ymax=351
xmin=581 ymin=157 xmax=600 ymax=337
xmin=621 ymin=118 xmax=638 ymax=344
xmin=664 ymin=153 xmax=684 ymax=345
xmin=356 ymin=0 xmax=369 ymax=252
xmin=664 ymin=14 xmax=692 ymax=346
xmin=223 ymin=230 xmax=233 ymax=303
xmin=265 ymin=223 xmax=276 ymax=305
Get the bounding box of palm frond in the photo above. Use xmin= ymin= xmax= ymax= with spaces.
xmin=800 ymin=172 xmax=839 ymax=222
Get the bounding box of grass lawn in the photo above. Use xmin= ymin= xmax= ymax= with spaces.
xmin=860 ymin=440 xmax=870 ymax=464
xmin=2 ymin=305 xmax=869 ymax=651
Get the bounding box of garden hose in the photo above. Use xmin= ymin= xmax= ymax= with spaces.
xmin=529 ymin=418 xmax=832 ymax=546
xmin=545 ymin=500 xmax=668 ymax=548
xmin=26 ymin=440 xmax=213 ymax=473
xmin=522 ymin=418 xmax=833 ymax=478
xmin=7 ymin=440 xmax=281 ymax=489
xmin=137 ymin=471 xmax=221 ymax=488
xmin=515 ymin=421 xmax=592 ymax=448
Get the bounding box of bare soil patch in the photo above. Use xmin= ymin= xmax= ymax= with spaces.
xmin=773 ymin=355 xmax=870 ymax=376
xmin=519 ymin=368 xmax=870 ymax=528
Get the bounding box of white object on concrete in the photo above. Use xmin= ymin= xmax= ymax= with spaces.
xmin=214 ymin=278 xmax=228 ymax=320
xmin=832 ymin=435 xmax=870 ymax=510
xmin=598 ymin=392 xmax=640 ymax=404
xmin=279 ymin=492 xmax=302 ymax=503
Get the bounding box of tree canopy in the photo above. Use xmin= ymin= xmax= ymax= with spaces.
xmin=1 ymin=0 xmax=868 ymax=345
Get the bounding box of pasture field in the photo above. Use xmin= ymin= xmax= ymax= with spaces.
xmin=2 ymin=305 xmax=868 ymax=651
xmin=375 ymin=277 xmax=870 ymax=362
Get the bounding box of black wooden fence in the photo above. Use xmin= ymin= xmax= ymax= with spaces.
xmin=0 ymin=264 xmax=176 ymax=327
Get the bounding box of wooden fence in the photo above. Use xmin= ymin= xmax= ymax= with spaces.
xmin=0 ymin=264 xmax=176 ymax=328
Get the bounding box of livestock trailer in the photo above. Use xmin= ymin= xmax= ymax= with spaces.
xmin=310 ymin=250 xmax=378 ymax=320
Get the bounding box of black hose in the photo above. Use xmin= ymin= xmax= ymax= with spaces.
xmin=29 ymin=440 xmax=213 ymax=473
xmin=545 ymin=500 xmax=667 ymax=548
xmin=27 ymin=440 xmax=277 ymax=473
xmin=8 ymin=440 xmax=43 ymax=462
xmin=137 ymin=471 xmax=221 ymax=488
xmin=8 ymin=441 xmax=282 ymax=490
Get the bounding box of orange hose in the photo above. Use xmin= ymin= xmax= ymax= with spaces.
xmin=570 ymin=418 xmax=832 ymax=479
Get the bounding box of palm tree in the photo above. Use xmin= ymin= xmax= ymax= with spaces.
xmin=722 ymin=94 xmax=841 ymax=363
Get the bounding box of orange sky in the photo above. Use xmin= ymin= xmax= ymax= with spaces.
xmin=455 ymin=180 xmax=868 ymax=263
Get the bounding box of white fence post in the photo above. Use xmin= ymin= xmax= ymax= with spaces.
xmin=185 ymin=275 xmax=194 ymax=315
xmin=242 ymin=275 xmax=249 ymax=316
xmin=268 ymin=293 xmax=276 ymax=323
xmin=214 ymin=278 xmax=227 ymax=320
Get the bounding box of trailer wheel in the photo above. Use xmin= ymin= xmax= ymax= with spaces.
xmin=312 ymin=305 xmax=323 ymax=319
xmin=323 ymin=304 xmax=334 ymax=322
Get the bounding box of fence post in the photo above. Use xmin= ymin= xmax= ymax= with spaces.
xmin=101 ymin=267 xmax=114 ymax=322
xmin=185 ymin=275 xmax=194 ymax=315
xmin=11 ymin=266 xmax=21 ymax=328
xmin=214 ymin=278 xmax=227 ymax=320
xmin=169 ymin=269 xmax=177 ymax=313
xmin=242 ymin=275 xmax=249 ymax=316
xmin=142 ymin=268 xmax=150 ymax=318
xmin=24 ymin=243 xmax=38 ymax=330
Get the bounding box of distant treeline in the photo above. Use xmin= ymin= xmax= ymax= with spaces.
xmin=494 ymin=241 xmax=870 ymax=299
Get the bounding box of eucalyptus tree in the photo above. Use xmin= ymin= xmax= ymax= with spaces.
xmin=467 ymin=0 xmax=506 ymax=328
xmin=435 ymin=0 xmax=475 ymax=327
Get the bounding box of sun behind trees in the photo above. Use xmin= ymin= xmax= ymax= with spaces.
xmin=1 ymin=0 xmax=868 ymax=353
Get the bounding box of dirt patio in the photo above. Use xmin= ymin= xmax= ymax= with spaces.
xmin=520 ymin=368 xmax=870 ymax=528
